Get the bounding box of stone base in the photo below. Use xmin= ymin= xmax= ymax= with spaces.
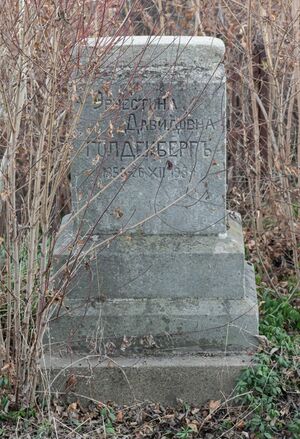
xmin=47 ymin=211 xmax=259 ymax=404
xmin=49 ymin=263 xmax=258 ymax=353
xmin=50 ymin=213 xmax=259 ymax=354
xmin=46 ymin=352 xmax=253 ymax=406
xmin=53 ymin=214 xmax=246 ymax=301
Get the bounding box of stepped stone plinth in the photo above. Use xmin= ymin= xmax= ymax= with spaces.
xmin=48 ymin=36 xmax=259 ymax=405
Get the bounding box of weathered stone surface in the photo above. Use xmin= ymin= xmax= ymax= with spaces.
xmin=49 ymin=259 xmax=258 ymax=353
xmin=46 ymin=353 xmax=253 ymax=406
xmin=72 ymin=36 xmax=226 ymax=235
xmin=48 ymin=36 xmax=259 ymax=404
xmin=54 ymin=215 xmax=246 ymax=300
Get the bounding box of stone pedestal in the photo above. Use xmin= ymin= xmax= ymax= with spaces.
xmin=48 ymin=36 xmax=259 ymax=405
xmin=51 ymin=214 xmax=258 ymax=354
xmin=47 ymin=354 xmax=252 ymax=406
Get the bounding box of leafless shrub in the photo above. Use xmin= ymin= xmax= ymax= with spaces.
xmin=0 ymin=0 xmax=128 ymax=406
xmin=0 ymin=0 xmax=299 ymax=409
xmin=129 ymin=0 xmax=300 ymax=285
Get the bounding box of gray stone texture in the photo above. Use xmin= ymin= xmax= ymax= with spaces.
xmin=54 ymin=215 xmax=245 ymax=301
xmin=49 ymin=36 xmax=259 ymax=404
xmin=47 ymin=353 xmax=252 ymax=406
xmin=72 ymin=36 xmax=226 ymax=235
xmin=51 ymin=217 xmax=258 ymax=354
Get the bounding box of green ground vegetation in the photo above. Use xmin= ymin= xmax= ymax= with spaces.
xmin=0 ymin=281 xmax=299 ymax=438
xmin=235 ymin=284 xmax=300 ymax=438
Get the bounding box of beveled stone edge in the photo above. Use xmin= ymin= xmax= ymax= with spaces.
xmin=44 ymin=352 xmax=253 ymax=406
xmin=53 ymin=213 xmax=244 ymax=258
xmin=87 ymin=35 xmax=225 ymax=56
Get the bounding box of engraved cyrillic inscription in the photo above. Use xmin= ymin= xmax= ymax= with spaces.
xmin=73 ymin=38 xmax=226 ymax=234
xmin=86 ymin=139 xmax=213 ymax=161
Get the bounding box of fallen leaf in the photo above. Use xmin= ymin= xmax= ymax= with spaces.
xmin=120 ymin=335 xmax=133 ymax=351
xmin=187 ymin=422 xmax=198 ymax=433
xmin=208 ymin=399 xmax=221 ymax=413
xmin=236 ymin=419 xmax=245 ymax=430
xmin=67 ymin=402 xmax=77 ymax=412
xmin=65 ymin=374 xmax=77 ymax=392
xmin=116 ymin=410 xmax=124 ymax=422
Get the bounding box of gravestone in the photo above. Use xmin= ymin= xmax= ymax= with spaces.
xmin=73 ymin=36 xmax=226 ymax=236
xmin=49 ymin=36 xmax=259 ymax=405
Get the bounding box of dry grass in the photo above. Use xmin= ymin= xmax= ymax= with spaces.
xmin=0 ymin=0 xmax=123 ymax=406
xmin=0 ymin=0 xmax=299 ymax=409
xmin=126 ymin=0 xmax=300 ymax=285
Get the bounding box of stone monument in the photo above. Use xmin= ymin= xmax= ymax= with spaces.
xmin=49 ymin=36 xmax=259 ymax=404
